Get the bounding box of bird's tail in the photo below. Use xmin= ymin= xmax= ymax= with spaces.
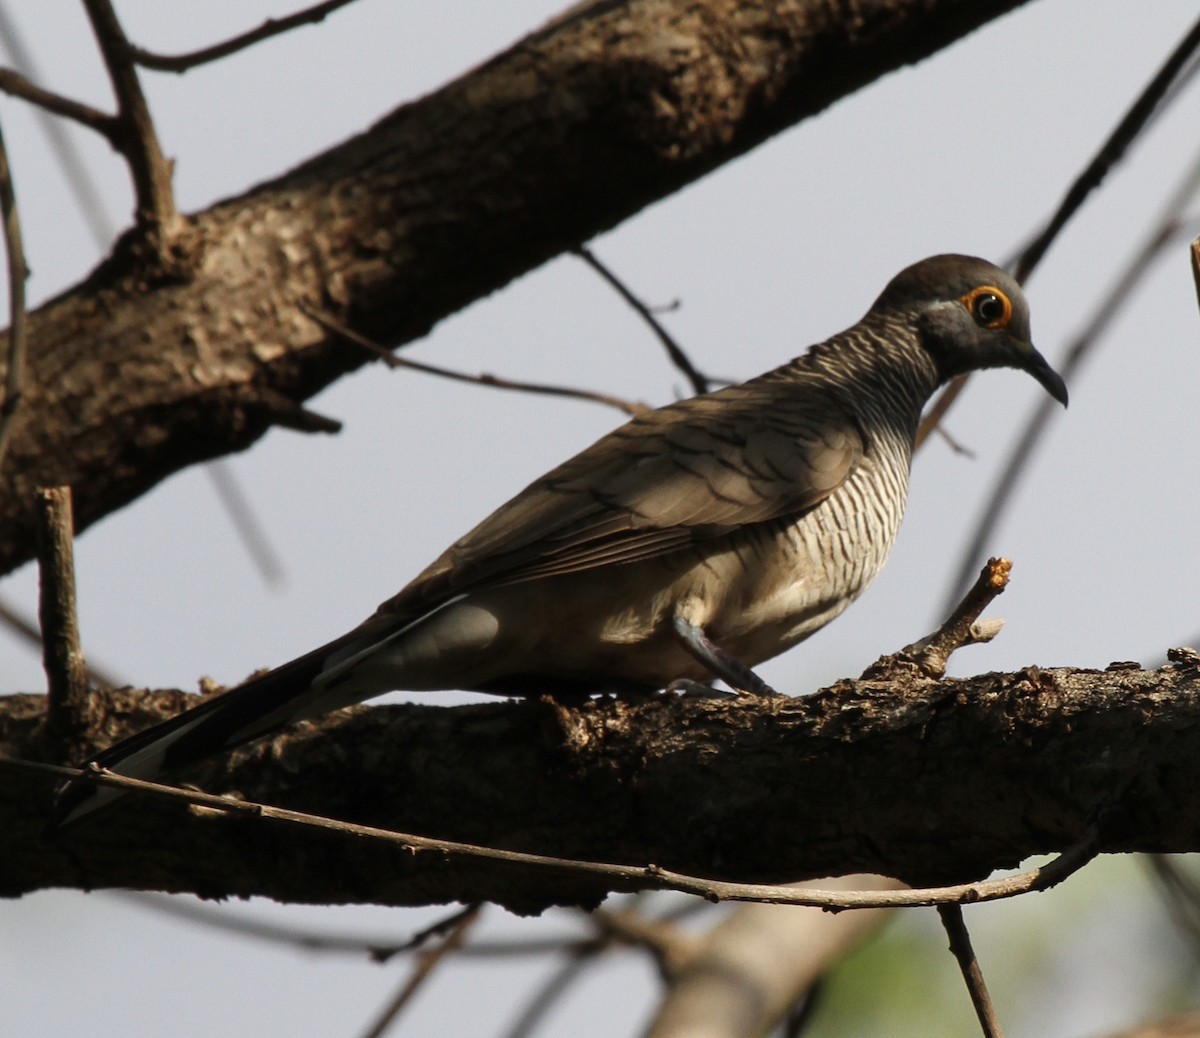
xmin=47 ymin=632 xmax=367 ymax=832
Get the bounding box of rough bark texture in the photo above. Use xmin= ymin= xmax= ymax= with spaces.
xmin=0 ymin=0 xmax=1034 ymax=576
xmin=4 ymin=655 xmax=1198 ymax=913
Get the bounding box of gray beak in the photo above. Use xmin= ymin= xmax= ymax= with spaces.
xmin=1019 ymin=342 xmax=1068 ymax=407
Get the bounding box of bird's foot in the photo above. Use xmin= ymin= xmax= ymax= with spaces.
xmin=665 ymin=679 xmax=737 ymax=699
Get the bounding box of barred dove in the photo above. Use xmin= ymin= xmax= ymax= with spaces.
xmin=53 ymin=253 xmax=1067 ymax=826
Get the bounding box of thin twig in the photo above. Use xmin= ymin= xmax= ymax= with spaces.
xmin=34 ymin=488 xmax=94 ymax=748
xmin=0 ymin=111 xmax=27 ymax=468
xmin=0 ymin=67 xmax=119 ymax=144
xmin=17 ymin=756 xmax=1099 ymax=911
xmin=206 ymin=464 xmax=286 ymax=587
xmin=874 ymin=557 xmax=1010 ymax=680
xmin=1192 ymin=236 xmax=1200 ymax=313
xmin=943 ymin=155 xmax=1200 ymax=612
xmin=357 ymin=905 xmax=480 ymax=1038
xmin=0 ymin=7 xmax=114 ymax=248
xmin=1013 ymin=12 xmax=1200 ymax=283
xmin=81 ymin=0 xmax=178 ymax=241
xmin=114 ymin=890 xmax=611 ymax=961
xmin=1146 ymin=855 xmax=1200 ymax=954
xmin=914 ymin=374 xmax=966 ymax=451
xmin=500 ymin=950 xmax=595 ymax=1038
xmin=937 ymin=904 xmax=1005 ymax=1038
xmin=575 ymin=246 xmax=710 ymax=395
xmin=129 ymin=0 xmax=363 ymax=73
xmin=301 ymin=302 xmax=649 ymax=416
xmin=0 ymin=596 xmax=119 ymax=689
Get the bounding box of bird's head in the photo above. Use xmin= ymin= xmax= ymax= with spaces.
xmin=874 ymin=254 xmax=1068 ymax=407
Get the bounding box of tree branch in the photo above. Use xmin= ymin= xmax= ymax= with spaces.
xmin=81 ymin=0 xmax=180 ymax=248
xmin=2 ymin=653 xmax=1196 ymax=911
xmin=0 ymin=0 xmax=1034 ymax=576
xmin=128 ymin=0 xmax=363 ymax=73
xmin=0 ymin=67 xmax=119 ymax=144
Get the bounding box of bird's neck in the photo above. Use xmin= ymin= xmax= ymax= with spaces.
xmin=797 ymin=317 xmax=942 ymax=423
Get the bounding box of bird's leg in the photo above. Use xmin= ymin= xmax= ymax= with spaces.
xmin=670 ymin=617 xmax=780 ymax=697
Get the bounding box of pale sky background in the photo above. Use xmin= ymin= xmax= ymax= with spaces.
xmin=2 ymin=2 xmax=1200 ymax=1036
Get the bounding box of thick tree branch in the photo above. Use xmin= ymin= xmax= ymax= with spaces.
xmin=0 ymin=0 xmax=1034 ymax=575
xmin=2 ymin=654 xmax=1198 ymax=912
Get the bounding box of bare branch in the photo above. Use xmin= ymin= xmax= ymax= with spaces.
xmin=302 ymin=303 xmax=649 ymax=416
xmin=0 ymin=595 xmax=119 ymax=689
xmin=5 ymin=753 xmax=1099 ymax=911
xmin=357 ymin=905 xmax=479 ymax=1038
xmin=0 ymin=113 xmax=27 ymax=467
xmin=205 ymin=464 xmax=286 ymax=587
xmin=1013 ymin=12 xmax=1200 ymax=283
xmin=81 ymin=0 xmax=179 ymax=244
xmin=875 ymin=557 xmax=1010 ymax=680
xmin=0 ymin=7 xmax=116 ymax=246
xmin=645 ymin=875 xmax=902 ymax=1038
xmin=34 ymin=488 xmax=96 ymax=754
xmin=128 ymin=0 xmax=363 ymax=73
xmin=0 ymin=67 xmax=118 ymax=145
xmin=938 ymin=904 xmax=1005 ymax=1038
xmin=574 ymin=246 xmax=710 ymax=395
xmin=1192 ymin=236 xmax=1200 ymax=313
xmin=915 ymin=373 xmax=967 ymax=451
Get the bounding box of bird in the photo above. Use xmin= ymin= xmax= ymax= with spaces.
xmin=51 ymin=253 xmax=1067 ymax=828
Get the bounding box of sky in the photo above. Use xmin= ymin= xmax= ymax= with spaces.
xmin=2 ymin=2 xmax=1200 ymax=1036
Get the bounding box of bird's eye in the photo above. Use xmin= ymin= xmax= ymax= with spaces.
xmin=960 ymin=286 xmax=1013 ymax=330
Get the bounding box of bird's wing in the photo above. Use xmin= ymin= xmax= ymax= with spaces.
xmin=379 ymin=375 xmax=863 ymax=617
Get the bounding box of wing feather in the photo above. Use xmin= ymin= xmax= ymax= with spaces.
xmin=379 ymin=374 xmax=863 ymax=617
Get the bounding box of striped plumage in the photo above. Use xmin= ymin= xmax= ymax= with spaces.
xmin=52 ymin=253 xmax=1067 ymax=827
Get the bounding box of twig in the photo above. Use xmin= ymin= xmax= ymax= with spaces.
xmin=0 ymin=112 xmax=27 ymax=469
xmin=0 ymin=596 xmax=119 ymax=690
xmin=0 ymin=68 xmax=119 ymax=144
xmin=115 ymin=890 xmax=610 ymax=960
xmin=943 ymin=154 xmax=1200 ymax=613
xmin=500 ymin=950 xmax=594 ymax=1038
xmin=16 ymin=756 xmax=1099 ymax=910
xmin=357 ymin=905 xmax=479 ymax=1038
xmin=934 ymin=423 xmax=976 ymax=458
xmin=590 ymin=905 xmax=696 ymax=975
xmin=81 ymin=0 xmax=178 ymax=242
xmin=301 ymin=302 xmax=649 ymax=416
xmin=937 ymin=904 xmax=1005 ymax=1038
xmin=0 ymin=7 xmax=114 ymax=248
xmin=34 ymin=488 xmax=94 ymax=749
xmin=129 ymin=0 xmax=363 ymax=73
xmin=1146 ymin=855 xmax=1200 ymax=954
xmin=206 ymin=464 xmax=285 ymax=587
xmin=574 ymin=246 xmax=710 ymax=395
xmin=1192 ymin=236 xmax=1200 ymax=314
xmin=1013 ymin=12 xmax=1200 ymax=284
xmin=914 ymin=374 xmax=966 ymax=451
xmin=875 ymin=558 xmax=1010 ymax=680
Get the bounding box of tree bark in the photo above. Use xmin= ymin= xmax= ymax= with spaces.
xmin=3 ymin=654 xmax=1197 ymax=913
xmin=0 ymin=0 xmax=1034 ymax=575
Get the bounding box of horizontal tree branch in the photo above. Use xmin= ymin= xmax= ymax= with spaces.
xmin=0 ymin=0 xmax=1034 ymax=575
xmin=3 ymin=652 xmax=1197 ymax=912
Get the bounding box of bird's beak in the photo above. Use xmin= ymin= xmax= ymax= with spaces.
xmin=1016 ymin=340 xmax=1068 ymax=407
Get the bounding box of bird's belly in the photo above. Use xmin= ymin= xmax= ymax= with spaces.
xmin=354 ymin=465 xmax=906 ymax=694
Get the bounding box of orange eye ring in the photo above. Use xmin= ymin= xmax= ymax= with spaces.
xmin=960 ymin=285 xmax=1013 ymax=330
